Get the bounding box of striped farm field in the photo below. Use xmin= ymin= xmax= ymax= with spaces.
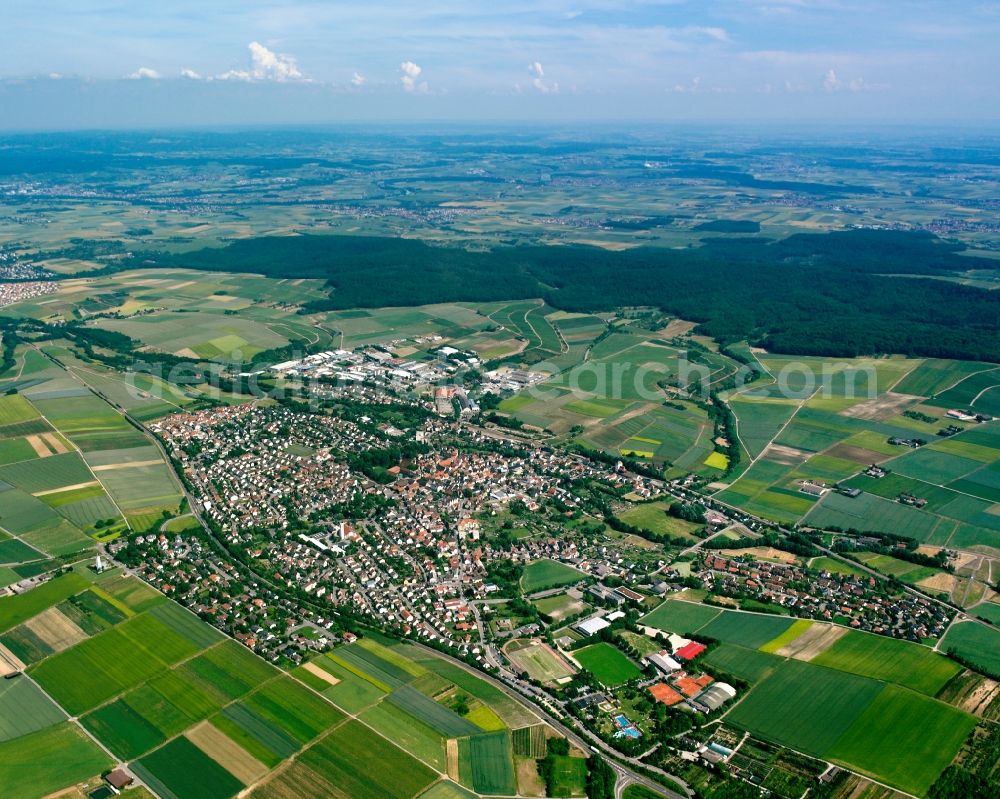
xmin=241 ymin=676 xmax=344 ymax=746
xmin=212 ymin=706 xmax=294 ymax=767
xmin=461 ymin=731 xmax=517 ymax=796
xmin=360 ymin=699 xmax=447 ymax=770
xmin=811 ymin=629 xmax=961 ymax=695
xmin=134 ymin=734 xmax=245 ymax=799
xmin=0 ymin=451 xmax=95 ymax=493
xmin=386 ymin=684 xmax=480 ymax=737
xmin=0 ymin=677 xmax=66 ymax=742
xmin=760 ymin=619 xmax=813 ymax=653
xmin=292 ymin=720 xmax=437 ymax=799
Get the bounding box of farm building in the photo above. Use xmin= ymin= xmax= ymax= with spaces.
xmin=104 ymin=769 xmax=134 ymax=792
xmin=575 ymin=616 xmax=612 ymax=637
xmin=695 ymin=682 xmax=737 ymax=711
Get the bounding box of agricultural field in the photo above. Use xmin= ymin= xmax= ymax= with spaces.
xmin=2 ymin=567 xmax=544 ymax=799
xmin=702 ymin=643 xmax=783 ymax=683
xmin=0 ymin=723 xmax=113 ymax=799
xmin=810 ymin=629 xmax=961 ymax=695
xmin=573 ymin=642 xmax=643 ymax=686
xmin=520 ymin=558 xmax=587 ymax=593
xmin=716 ymin=352 xmax=1000 ymax=547
xmin=941 ymin=621 xmax=1000 ymax=676
xmin=0 ymin=349 xmax=184 ymax=547
xmin=697 ymin=610 xmax=796 ymax=649
xmin=724 ymin=658 xmax=974 ymax=794
xmin=825 ymin=685 xmax=978 ymax=796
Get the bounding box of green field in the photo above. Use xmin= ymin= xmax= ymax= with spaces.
xmin=574 ymin=642 xmax=643 ymax=686
xmin=702 ymin=643 xmax=783 ymax=683
xmin=0 ymin=677 xmax=66 ymax=742
xmin=0 ymin=723 xmax=113 ymax=799
xmin=360 ymin=699 xmax=446 ymax=770
xmin=640 ymin=599 xmax=721 ymax=634
xmin=617 ymin=502 xmax=701 ymax=539
xmin=297 ymin=720 xmax=438 ymax=799
xmin=30 ymin=623 xmax=174 ymax=714
xmin=759 ymin=619 xmax=813 ymax=654
xmin=520 ymin=559 xmax=586 ymax=593
xmin=724 ymin=659 xmax=884 ymax=755
xmin=0 ymin=571 xmax=89 ymax=633
xmin=811 ymin=629 xmax=960 ymax=695
xmin=463 ymin=730 xmax=518 ymax=796
xmin=134 ymin=734 xmax=245 ymax=799
xmin=0 ymin=394 xmax=40 ymax=426
xmin=941 ymin=621 xmax=1000 ymax=676
xmin=547 ymin=755 xmax=589 ymax=797
xmin=298 ymin=655 xmax=387 ymax=713
xmin=825 ymin=685 xmax=976 ymax=795
xmin=243 ymin=675 xmax=345 ymax=745
xmin=697 ymin=610 xmax=796 ymax=649
xmin=387 ymin=684 xmax=480 ymax=737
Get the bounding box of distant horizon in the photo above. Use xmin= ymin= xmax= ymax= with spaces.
xmin=2 ymin=112 xmax=1000 ymax=136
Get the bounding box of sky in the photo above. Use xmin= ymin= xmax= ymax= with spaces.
xmin=0 ymin=1 xmax=998 ymax=129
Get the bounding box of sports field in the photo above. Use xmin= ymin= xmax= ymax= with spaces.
xmin=520 ymin=559 xmax=586 ymax=593
xmin=640 ymin=598 xmax=720 ymax=634
xmin=574 ymin=642 xmax=642 ymax=686
xmin=504 ymin=639 xmax=575 ymax=683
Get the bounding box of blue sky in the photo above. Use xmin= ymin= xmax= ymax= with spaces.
xmin=1 ymin=1 xmax=997 ymax=128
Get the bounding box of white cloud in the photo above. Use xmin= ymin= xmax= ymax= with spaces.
xmin=180 ymin=68 xmax=202 ymax=80
xmin=400 ymin=60 xmax=427 ymax=92
xmin=822 ymin=69 xmax=883 ymax=92
xmin=219 ymin=42 xmax=305 ymax=82
xmin=126 ymin=66 xmax=161 ymax=80
xmin=528 ymin=61 xmax=558 ymax=93
xmin=351 ymin=71 xmax=366 ymax=87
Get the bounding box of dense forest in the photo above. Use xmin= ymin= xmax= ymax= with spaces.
xmin=132 ymin=229 xmax=1000 ymax=361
